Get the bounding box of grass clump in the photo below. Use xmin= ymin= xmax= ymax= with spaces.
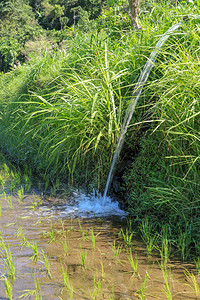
xmin=123 ymin=18 xmax=200 ymax=258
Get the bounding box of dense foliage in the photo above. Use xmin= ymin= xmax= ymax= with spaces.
xmin=123 ymin=14 xmax=200 ymax=258
xmin=29 ymin=0 xmax=107 ymax=29
xmin=0 ymin=0 xmax=106 ymax=71
xmin=0 ymin=0 xmax=41 ymax=72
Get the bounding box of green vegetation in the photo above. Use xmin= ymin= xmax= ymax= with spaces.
xmin=0 ymin=0 xmax=42 ymax=72
xmin=0 ymin=0 xmax=200 ymax=263
xmin=123 ymin=10 xmax=200 ymax=256
xmin=79 ymin=244 xmax=87 ymax=268
xmin=128 ymin=249 xmax=139 ymax=276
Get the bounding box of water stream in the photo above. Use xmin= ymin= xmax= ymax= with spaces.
xmin=103 ymin=15 xmax=200 ymax=198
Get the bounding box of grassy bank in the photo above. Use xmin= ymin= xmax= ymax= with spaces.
xmin=0 ymin=1 xmax=200 ymax=258
xmin=0 ymin=2 xmax=186 ymax=187
xmin=123 ymin=14 xmax=200 ymax=258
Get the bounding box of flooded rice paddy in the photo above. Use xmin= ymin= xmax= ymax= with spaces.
xmin=0 ymin=188 xmax=199 ymax=299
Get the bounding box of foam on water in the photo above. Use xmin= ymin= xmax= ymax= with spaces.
xmin=40 ymin=190 xmax=127 ymax=218
xmin=74 ymin=190 xmax=126 ymax=218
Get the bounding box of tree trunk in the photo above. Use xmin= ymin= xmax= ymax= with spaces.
xmin=128 ymin=0 xmax=141 ymax=29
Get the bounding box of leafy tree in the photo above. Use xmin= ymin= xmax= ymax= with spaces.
xmin=0 ymin=0 xmax=41 ymax=71
xmin=29 ymin=0 xmax=106 ymax=29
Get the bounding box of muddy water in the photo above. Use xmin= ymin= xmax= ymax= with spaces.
xmin=0 ymin=190 xmax=199 ymax=299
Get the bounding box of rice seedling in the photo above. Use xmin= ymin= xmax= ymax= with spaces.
xmin=79 ymin=245 xmax=87 ymax=269
xmin=0 ymin=239 xmax=15 ymax=285
xmin=41 ymin=249 xmax=51 ymax=278
xmin=3 ymin=276 xmax=13 ymax=300
xmin=0 ymin=175 xmax=5 ymax=192
xmin=6 ymin=195 xmax=13 ymax=210
xmin=158 ymin=236 xmax=171 ymax=267
xmin=90 ymin=228 xmax=96 ymax=250
xmin=24 ymin=174 xmax=32 ymax=192
xmin=78 ymin=219 xmax=87 ymax=241
xmin=61 ymin=239 xmax=69 ymax=256
xmin=128 ymin=249 xmax=139 ymax=277
xmin=135 ymin=271 xmax=150 ymax=300
xmin=2 ymin=191 xmax=7 ymax=201
xmin=195 ymin=257 xmax=200 ymax=275
xmin=66 ymin=283 xmax=74 ymax=300
xmin=109 ymin=240 xmax=122 ymax=262
xmin=140 ymin=218 xmax=155 ymax=249
xmin=56 ymin=220 xmax=67 ymax=238
xmin=108 ymin=286 xmax=115 ymax=300
xmin=185 ymin=269 xmax=200 ymax=298
xmin=4 ymin=255 xmax=15 ymax=286
xmin=61 ymin=265 xmax=74 ymax=299
xmin=27 ymin=240 xmax=40 ymax=262
xmin=31 ymin=192 xmax=42 ymax=209
xmin=19 ymin=268 xmax=42 ymax=299
xmin=43 ymin=221 xmax=56 ymax=243
xmin=101 ymin=262 xmax=105 ymax=279
xmin=61 ymin=264 xmax=69 ymax=287
xmin=146 ymin=235 xmax=157 ymax=258
xmin=13 ymin=173 xmax=21 ymax=187
xmin=15 ymin=225 xmax=28 ymax=247
xmin=90 ymin=275 xmax=102 ymax=300
xmin=2 ymin=163 xmax=10 ymax=178
xmin=139 ymin=217 xmax=158 ymax=257
xmin=17 ymin=186 xmax=24 ymax=203
xmin=161 ymin=264 xmax=173 ymax=300
xmin=68 ymin=218 xmax=74 ymax=232
xmin=119 ymin=228 xmax=133 ymax=247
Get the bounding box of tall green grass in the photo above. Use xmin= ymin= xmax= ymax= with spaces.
xmin=0 ymin=2 xmax=193 ymax=190
xmin=124 ymin=13 xmax=200 ymax=257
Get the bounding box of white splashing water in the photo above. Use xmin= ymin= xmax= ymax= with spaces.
xmin=74 ymin=190 xmax=126 ymax=218
xmin=40 ymin=190 xmax=127 ymax=218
